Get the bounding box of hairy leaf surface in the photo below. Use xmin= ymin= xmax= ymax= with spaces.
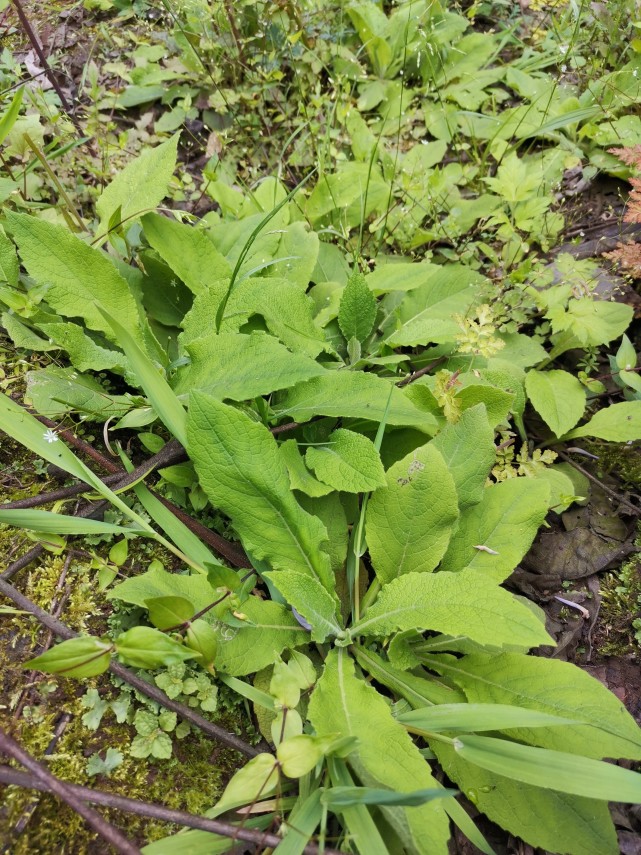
xmin=188 ymin=393 xmax=333 ymax=591
xmin=352 ymin=570 xmax=551 ymax=649
xmin=439 ymin=479 xmax=550 ymax=580
xmin=305 ymin=429 xmax=386 ymax=493
xmin=309 ymin=650 xmax=450 ymax=855
xmin=366 ymin=443 xmax=458 ymax=582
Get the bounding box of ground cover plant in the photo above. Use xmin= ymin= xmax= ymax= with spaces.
xmin=2 ymin=0 xmax=641 ymax=853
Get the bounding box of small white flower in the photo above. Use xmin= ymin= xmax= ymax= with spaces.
xmin=634 ymin=69 xmax=639 ymax=78
xmin=561 ymin=64 xmax=567 ymax=73
xmin=43 ymin=429 xmax=58 ymax=444
xmin=559 ymin=44 xmax=569 ymax=55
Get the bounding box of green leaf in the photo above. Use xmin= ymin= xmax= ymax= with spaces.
xmin=352 ymin=570 xmax=552 ymax=649
xmin=6 ymin=213 xmax=145 ymax=347
xmin=108 ymin=565 xmax=218 ymax=611
xmin=116 ymin=626 xmax=197 ymax=669
xmin=366 ymin=443 xmax=459 ymax=583
xmin=430 ymin=405 xmax=495 ymax=509
xmin=365 ymin=261 xmax=438 ymax=294
xmin=0 ymin=509 xmax=143 ymax=536
xmin=2 ymin=314 xmax=58 ymax=352
xmin=212 ymin=753 xmax=279 ymax=815
xmin=26 ymin=636 xmax=113 ymax=679
xmin=99 ymin=305 xmax=188 ymax=446
xmin=38 ymin=322 xmax=129 ymax=374
xmin=399 ymin=704 xmax=578 ymax=733
xmin=146 ymin=596 xmax=194 ymax=630
xmin=433 ymin=742 xmax=617 ymax=855
xmin=338 ymin=271 xmax=377 ymax=344
xmin=305 ymin=429 xmax=386 ymax=493
xmin=385 ymin=265 xmax=484 ymax=347
xmin=272 ymin=789 xmax=322 ymax=855
xmin=309 ymin=650 xmax=451 ymax=855
xmin=564 ymin=401 xmax=641 ymax=441
xmin=525 ymin=369 xmax=586 ymax=437
xmin=439 ymin=479 xmax=551 ymax=581
xmin=0 ymin=224 xmax=19 ymax=285
xmin=454 ymin=383 xmax=514 ymax=428
xmin=279 ymin=440 xmax=333 ymax=497
xmin=264 ymin=570 xmax=342 ymax=643
xmin=429 ymin=652 xmax=641 ymax=760
xmin=96 ymin=134 xmax=179 ymax=241
xmin=277 ymin=735 xmax=329 ymax=778
xmin=25 ymin=367 xmax=132 ymax=420
xmin=322 ymin=786 xmax=456 ymax=808
xmin=215 ymin=598 xmax=309 ymax=676
xmin=86 ymin=747 xmax=124 ymax=777
xmin=142 ymin=212 xmax=231 ymax=295
xmin=615 ymin=334 xmax=637 ymax=371
xmin=180 ymin=332 xmax=326 ymax=400
xmin=185 ymin=619 xmax=218 ymax=665
xmin=326 ymin=758 xmax=390 ymax=855
xmin=187 ymin=393 xmax=333 ymax=591
xmin=454 ymin=734 xmax=641 ymax=802
xmin=0 ymin=87 xmax=24 ymax=146
xmin=550 ymin=299 xmax=633 ymax=348
xmin=273 ymin=372 xmax=438 ymax=431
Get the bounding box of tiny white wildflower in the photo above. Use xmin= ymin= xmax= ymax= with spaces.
xmin=559 ymin=44 xmax=569 ymax=55
xmin=43 ymin=429 xmax=58 ymax=444
xmin=634 ymin=69 xmax=639 ymax=78
xmin=561 ymin=64 xmax=567 ymax=73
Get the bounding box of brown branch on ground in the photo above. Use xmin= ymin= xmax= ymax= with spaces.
xmin=0 ymin=727 xmax=141 ymax=855
xmin=0 ymin=766 xmax=344 ymax=855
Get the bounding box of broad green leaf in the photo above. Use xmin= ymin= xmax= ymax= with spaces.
xmin=385 ymin=265 xmax=484 ymax=347
xmin=273 ymin=372 xmax=438 ymax=431
xmin=25 ymin=367 xmax=132 ymax=420
xmin=179 ymin=332 xmax=326 ymax=399
xmin=297 ymin=493 xmax=348 ymax=574
xmin=616 ymin=334 xmax=637 ymax=371
xmin=366 ymin=443 xmax=458 ymax=583
xmin=398 ymin=704 xmax=578 ymax=733
xmin=2 ymin=313 xmax=58 ymax=352
xmin=213 ymin=753 xmax=279 ymax=815
xmin=108 ymin=565 xmax=218 ymax=611
xmin=264 ymin=570 xmax=342 ymax=643
xmin=365 ymin=261 xmax=438 ymax=294
xmin=305 ymin=429 xmax=386 ymax=493
xmin=0 ymin=224 xmax=19 ymax=285
xmin=279 ymin=440 xmax=333 ymax=497
xmin=96 ymin=134 xmax=179 ymax=241
xmin=338 ymin=272 xmax=377 ymax=344
xmin=183 ymin=276 xmax=328 ymax=358
xmin=99 ymin=306 xmax=187 ymax=448
xmin=322 ymin=786 xmax=456 ymax=808
xmin=455 ymin=383 xmax=514 ymax=428
xmin=0 ymin=509 xmax=143 ymax=536
xmin=188 ymin=393 xmax=333 ymax=591
xmin=142 ymin=211 xmax=231 ymax=294
xmin=306 ymin=163 xmax=390 ymax=227
xmin=116 ymin=626 xmax=197 ymax=669
xmin=564 ymin=401 xmax=641 ymax=441
xmin=550 ymin=299 xmax=633 ymax=348
xmin=26 ymin=636 xmax=113 ymax=679
xmin=352 ymin=570 xmax=552 ymax=649
xmin=454 ymin=734 xmax=641 ymax=802
xmin=430 ymin=405 xmax=495 ymax=509
xmin=7 ymin=213 xmax=144 ymax=346
xmin=309 ymin=650 xmax=451 ymax=855
xmin=277 ymin=735 xmax=329 ymax=778
xmin=439 ymin=479 xmax=550 ymax=580
xmin=38 ymin=322 xmax=129 ymax=374
xmin=215 ymin=599 xmax=309 ymax=676
xmin=429 ymin=652 xmax=641 ymax=760
xmin=146 ymin=596 xmax=194 ymax=630
xmin=270 ymin=221 xmax=320 ymax=289
xmin=525 ymin=369 xmax=586 ymax=437
xmin=433 ymin=743 xmax=617 ymax=855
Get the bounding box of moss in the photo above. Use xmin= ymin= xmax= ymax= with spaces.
xmin=599 ymin=553 xmax=641 ymax=657
xmin=582 ymin=439 xmax=641 ymax=489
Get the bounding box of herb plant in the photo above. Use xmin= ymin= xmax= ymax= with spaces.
xmin=1 ymin=129 xmax=641 ymax=854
